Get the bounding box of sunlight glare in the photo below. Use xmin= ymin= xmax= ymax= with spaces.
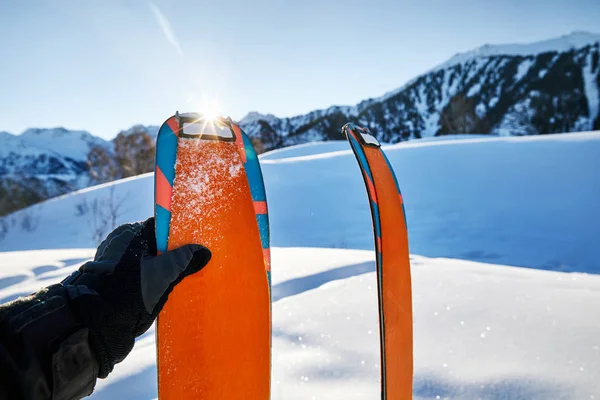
xmin=200 ymin=98 xmax=223 ymax=122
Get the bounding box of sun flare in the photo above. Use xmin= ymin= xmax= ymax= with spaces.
xmin=199 ymin=99 xmax=223 ymax=122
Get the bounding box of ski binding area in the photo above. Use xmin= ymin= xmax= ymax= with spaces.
xmin=0 ymin=131 xmax=599 ymax=399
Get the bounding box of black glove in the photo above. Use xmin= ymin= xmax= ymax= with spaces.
xmin=62 ymin=217 xmax=211 ymax=378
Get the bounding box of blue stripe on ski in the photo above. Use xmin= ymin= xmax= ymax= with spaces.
xmin=256 ymin=214 xmax=269 ymax=249
xmin=155 ymin=204 xmax=171 ymax=254
xmin=372 ymin=200 xmax=382 ymax=247
xmin=155 ymin=118 xmax=179 ymax=254
xmin=348 ymin=133 xmax=374 ymax=184
xmin=241 ymin=133 xmax=267 ymax=203
xmin=156 ymin=123 xmax=178 ymax=186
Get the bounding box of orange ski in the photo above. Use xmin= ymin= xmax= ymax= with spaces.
xmin=344 ymin=123 xmax=413 ymax=399
xmin=154 ymin=113 xmax=271 ymax=400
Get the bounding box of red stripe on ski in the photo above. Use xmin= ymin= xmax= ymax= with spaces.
xmin=166 ymin=118 xmax=180 ymax=136
xmin=366 ymin=174 xmax=377 ymax=203
xmin=155 ymin=166 xmax=173 ymax=211
xmin=263 ymin=248 xmax=271 ymax=272
xmin=254 ymin=201 xmax=267 ymax=214
xmin=231 ymin=124 xmax=247 ymax=163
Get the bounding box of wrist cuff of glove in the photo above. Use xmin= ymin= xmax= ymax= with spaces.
xmin=0 ymin=284 xmax=99 ymax=398
xmin=65 ymin=284 xmax=116 ymax=379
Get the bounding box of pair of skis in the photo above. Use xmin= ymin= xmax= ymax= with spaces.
xmin=153 ymin=114 xmax=412 ymax=399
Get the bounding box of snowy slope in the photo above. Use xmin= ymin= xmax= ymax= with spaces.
xmin=4 ymin=131 xmax=598 ymax=272
xmin=259 ymin=141 xmax=350 ymax=161
xmin=1 ymin=249 xmax=599 ymax=399
xmin=0 ymin=131 xmax=599 ymax=399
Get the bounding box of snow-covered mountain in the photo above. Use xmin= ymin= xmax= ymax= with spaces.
xmin=239 ymin=31 xmax=600 ymax=150
xmin=0 ymin=128 xmax=110 ymax=216
xmin=0 ymin=126 xmax=158 ymax=216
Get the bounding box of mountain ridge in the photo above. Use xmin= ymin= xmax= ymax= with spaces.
xmin=236 ymin=31 xmax=600 ymax=150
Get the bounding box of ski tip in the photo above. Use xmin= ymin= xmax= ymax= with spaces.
xmin=166 ymin=113 xmax=238 ymax=142
xmin=175 ymin=112 xmax=231 ymax=123
xmin=342 ymin=122 xmax=381 ymax=148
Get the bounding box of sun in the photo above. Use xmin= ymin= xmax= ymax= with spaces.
xmin=199 ymin=98 xmax=223 ymax=122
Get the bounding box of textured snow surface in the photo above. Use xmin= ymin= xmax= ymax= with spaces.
xmin=1 ymin=249 xmax=599 ymax=400
xmin=259 ymin=141 xmax=350 ymax=161
xmin=1 ymin=132 xmax=600 ymax=398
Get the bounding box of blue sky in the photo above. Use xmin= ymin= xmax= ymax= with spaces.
xmin=1 ymin=0 xmax=599 ymax=139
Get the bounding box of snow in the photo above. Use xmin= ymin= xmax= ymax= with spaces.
xmin=19 ymin=127 xmax=108 ymax=161
xmin=172 ymin=140 xmax=244 ymax=224
xmin=1 ymin=132 xmax=600 ymax=398
xmin=259 ymin=141 xmax=350 ymax=160
xmin=0 ymin=133 xmax=56 ymax=159
xmin=2 ymin=248 xmax=600 ymax=399
xmin=0 ymin=131 xmax=14 ymax=141
xmin=239 ymin=111 xmax=281 ymax=126
xmin=515 ymin=58 xmax=535 ymax=81
xmin=0 ymin=124 xmax=158 ymax=174
xmin=488 ymin=96 xmax=499 ymax=108
xmin=583 ymin=52 xmax=600 ymax=128
xmin=466 ymin=82 xmax=481 ymax=97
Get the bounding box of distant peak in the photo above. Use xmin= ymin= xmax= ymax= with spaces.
xmin=21 ymin=127 xmax=91 ymax=137
xmin=119 ymin=124 xmax=160 ymax=138
xmin=240 ymin=111 xmax=279 ymax=124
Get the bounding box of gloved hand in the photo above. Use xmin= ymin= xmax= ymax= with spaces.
xmin=62 ymin=217 xmax=211 ymax=378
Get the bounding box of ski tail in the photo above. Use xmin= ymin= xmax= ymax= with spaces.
xmin=154 ymin=113 xmax=271 ymax=400
xmin=343 ymin=123 xmax=413 ymax=399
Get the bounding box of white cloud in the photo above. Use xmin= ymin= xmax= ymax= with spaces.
xmin=149 ymin=2 xmax=183 ymax=57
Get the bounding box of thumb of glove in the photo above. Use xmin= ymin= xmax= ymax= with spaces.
xmin=140 ymin=244 xmax=212 ymax=316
